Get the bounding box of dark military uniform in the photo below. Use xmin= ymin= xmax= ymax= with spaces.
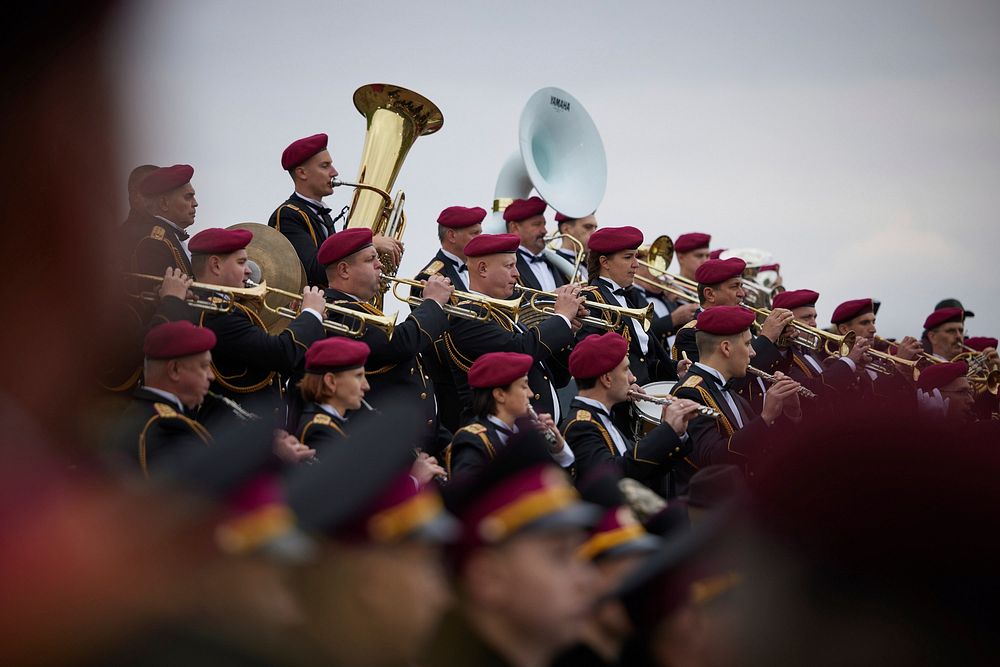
xmin=783 ymin=346 xmax=858 ymax=396
xmin=121 ymin=212 xmax=193 ymax=277
xmin=671 ymin=364 xmax=789 ymax=494
xmin=444 ymin=417 xmax=507 ymax=480
xmin=268 ymin=193 xmax=337 ymax=287
xmin=516 ymin=248 xmax=567 ymax=292
xmin=295 ymin=404 xmax=348 ymax=454
xmin=442 ymin=299 xmax=573 ymax=425
xmin=198 ymin=301 xmax=324 ymax=424
xmin=110 ymin=388 xmax=213 ymax=475
xmin=560 ymin=398 xmax=691 ymax=497
xmin=634 ymin=283 xmax=683 ymax=350
xmin=321 ymin=288 xmax=450 ymax=451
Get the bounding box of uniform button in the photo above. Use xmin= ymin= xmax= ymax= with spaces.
xmin=410 ymin=368 xmax=415 ymax=375
xmin=543 ymin=375 xmax=548 ymax=381
xmin=420 ymin=392 xmax=428 ymax=400
xmin=534 ymin=393 xmax=541 ymax=400
xmin=639 ymin=357 xmax=645 ymax=362
xmin=426 ymin=419 xmax=433 ymax=426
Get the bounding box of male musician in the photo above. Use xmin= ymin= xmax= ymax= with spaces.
xmin=560 ymin=332 xmax=699 ymax=494
xmin=579 ymin=226 xmax=678 ymax=388
xmin=110 ymin=321 xmax=216 ymax=475
xmin=446 ymin=352 xmax=574 ymax=480
xmin=554 ymin=211 xmax=598 ymax=282
xmin=268 ymin=132 xmax=402 ymax=287
xmin=121 ymin=164 xmax=158 ymax=228
xmin=442 ymin=233 xmax=584 ymax=425
xmin=506 ymin=196 xmax=566 ymax=291
xmin=674 ymin=232 xmax=712 ymax=282
xmin=189 ymin=228 xmax=326 ymax=424
xmin=424 ymin=439 xmax=601 ymax=667
xmin=632 ymin=246 xmax=699 ymax=349
xmin=672 ymin=307 xmax=803 ymax=478
xmin=915 ymin=361 xmax=976 ymax=423
xmin=125 ymin=164 xmax=197 ymax=276
xmin=923 ymin=306 xmax=967 ymax=361
xmin=319 ymin=227 xmax=454 ymax=450
xmin=831 ymin=298 xmax=921 ymax=396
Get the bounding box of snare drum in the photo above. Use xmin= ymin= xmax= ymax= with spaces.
xmin=630 ymin=380 xmax=677 ymax=436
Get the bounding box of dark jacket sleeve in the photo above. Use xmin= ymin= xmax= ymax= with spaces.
xmin=205 ymin=307 xmax=325 ymax=376
xmin=446 ymin=429 xmax=495 ymax=480
xmin=131 ymin=237 xmax=182 ymax=278
xmin=674 ymin=385 xmax=774 ymax=467
xmin=672 ymin=324 xmax=699 ymax=362
xmin=297 ymin=418 xmax=346 ymax=453
xmin=331 ymin=299 xmax=448 ymax=367
xmin=269 ymin=206 xmax=328 ymax=287
xmin=561 ymin=417 xmax=691 ymax=485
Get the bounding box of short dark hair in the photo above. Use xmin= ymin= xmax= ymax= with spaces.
xmin=695 ymin=330 xmax=735 ymax=358
xmin=697 ymin=283 xmax=711 ymax=306
xmin=438 ymin=224 xmax=448 ymax=242
xmin=575 ymin=375 xmax=599 ymax=390
xmin=471 ymin=382 xmax=515 ymax=419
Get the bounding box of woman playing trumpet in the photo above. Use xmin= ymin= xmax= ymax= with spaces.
xmin=445 ymin=352 xmax=575 ymax=482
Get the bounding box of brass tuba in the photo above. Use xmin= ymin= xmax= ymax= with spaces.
xmin=336 ymin=83 xmax=444 ymax=291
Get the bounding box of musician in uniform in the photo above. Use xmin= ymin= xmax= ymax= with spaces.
xmin=294 ymin=337 xmax=371 ymax=453
xmin=424 ymin=438 xmax=602 ymax=667
xmin=506 ymin=196 xmax=567 ymax=291
xmin=674 ymin=232 xmax=712 ymax=282
xmin=189 ymin=228 xmax=326 ymax=424
xmin=411 ymin=205 xmax=485 ymax=432
xmin=632 ymin=246 xmax=698 ymax=349
xmin=110 ymin=321 xmax=216 ymax=476
xmin=831 ymin=298 xmax=919 ymax=398
xmin=923 ymin=306 xmax=968 ymax=361
xmin=672 ymin=307 xmax=803 ymax=483
xmin=446 ymin=352 xmax=574 ymax=481
xmin=560 ymin=332 xmax=699 ymax=495
xmin=553 ymin=210 xmax=598 ymax=282
xmin=442 ymin=233 xmax=584 ymax=425
xmin=267 ymin=132 xmax=402 ymax=287
xmin=124 ymin=164 xmax=197 ymax=276
xmin=121 ymin=164 xmax=158 ymax=228
xmin=316 ymin=227 xmax=454 ymax=452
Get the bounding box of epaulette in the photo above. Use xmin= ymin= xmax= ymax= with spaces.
xmin=680 ymin=375 xmax=703 ymax=389
xmin=284 ymin=204 xmax=303 ymax=212
xmin=461 ymin=423 xmax=487 ymax=435
xmin=680 ymin=320 xmax=698 ymax=331
xmin=150 ymin=226 xmax=166 ymax=241
xmin=153 ymin=402 xmax=178 ymax=418
xmin=575 ymin=409 xmax=592 ymax=421
xmin=312 ymin=413 xmax=332 ymax=426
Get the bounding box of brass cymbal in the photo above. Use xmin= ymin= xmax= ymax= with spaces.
xmin=227 ymin=223 xmax=306 ymax=333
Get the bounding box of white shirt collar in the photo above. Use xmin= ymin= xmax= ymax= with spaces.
xmin=694 ymin=362 xmax=728 ymax=385
xmin=143 ymin=386 xmax=185 ymax=412
xmin=153 ymin=216 xmax=187 ymax=235
xmin=440 ymin=248 xmax=464 ymax=266
xmin=574 ymin=395 xmax=613 ymax=415
xmin=294 ymin=192 xmax=325 ymax=208
xmin=518 ymin=244 xmax=544 ymax=259
xmin=319 ymin=403 xmax=345 ymax=421
xmin=599 ymin=276 xmax=625 ymax=292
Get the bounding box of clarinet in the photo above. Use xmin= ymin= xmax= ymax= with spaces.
xmin=527 ymin=406 xmax=561 ymax=450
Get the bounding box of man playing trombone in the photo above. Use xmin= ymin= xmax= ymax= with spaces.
xmin=553 ymin=210 xmax=598 ymax=282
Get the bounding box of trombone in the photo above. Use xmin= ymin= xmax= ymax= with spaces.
xmin=543 ymin=233 xmax=585 ymax=282
xmin=382 ymin=274 xmax=522 ymax=322
xmin=636 ymin=235 xmax=701 ymax=301
xmin=515 ymin=285 xmax=654 ymax=332
xmin=258 ymin=283 xmax=397 ymax=339
xmin=126 ymin=273 xmax=268 ymax=313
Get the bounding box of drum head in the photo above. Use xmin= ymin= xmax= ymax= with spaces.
xmin=632 ymin=381 xmax=678 ymax=425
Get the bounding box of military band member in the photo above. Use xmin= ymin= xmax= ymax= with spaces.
xmin=318 ymin=227 xmax=454 ymax=450
xmin=923 ymin=306 xmax=967 ymax=361
xmin=831 ymin=298 xmax=919 ymax=398
xmin=121 ymin=163 xmax=158 ymax=228
xmin=424 ymin=439 xmax=602 ymax=667
xmin=553 ymin=210 xmax=599 ymax=282
xmin=110 ymin=321 xmax=216 ymax=475
xmin=442 ymin=233 xmax=584 ymax=424
xmin=561 ymin=332 xmax=697 ymax=496
xmin=915 ymin=360 xmax=975 ymax=422
xmin=412 ymin=205 xmax=486 ymax=432
xmin=633 ymin=246 xmax=698 ymax=349
xmin=674 ymin=232 xmax=712 ymax=282
xmin=506 ymin=196 xmax=567 ymax=291
xmin=446 ymin=352 xmax=575 ymax=481
xmin=580 ymin=226 xmax=678 ymax=388
xmin=672 ymin=307 xmax=803 ymax=481
xmin=268 ymin=132 xmax=402 ymax=287
xmin=189 ymin=228 xmax=326 ymax=424
xmin=125 ymin=164 xmax=197 ymax=276
xmin=295 ymin=337 xmax=371 ymax=452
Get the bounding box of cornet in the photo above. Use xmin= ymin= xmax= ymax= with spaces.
xmin=382 ymin=272 xmax=522 ymax=322
xmin=742 ymin=303 xmax=856 ymax=357
xmin=255 ymin=282 xmax=397 ymax=339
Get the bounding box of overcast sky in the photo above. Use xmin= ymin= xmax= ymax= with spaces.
xmin=108 ymin=0 xmax=1000 ymax=338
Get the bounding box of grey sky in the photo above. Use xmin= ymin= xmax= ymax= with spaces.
xmin=110 ymin=0 xmax=1000 ymax=338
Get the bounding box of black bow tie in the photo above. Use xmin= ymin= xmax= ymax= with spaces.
xmin=175 ymin=229 xmax=189 ymax=242
xmin=706 ymin=373 xmax=736 ymax=392
xmin=494 ymin=423 xmax=515 ymax=438
xmin=456 ymin=264 xmax=468 ymax=273
xmin=315 ymin=205 xmax=332 ymax=216
xmin=613 ymin=286 xmax=639 ymax=307
xmin=520 ymin=250 xmax=546 ymax=264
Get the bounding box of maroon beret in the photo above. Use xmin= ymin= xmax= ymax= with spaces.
xmin=759 ymin=263 xmax=781 ymax=273
xmin=695 ymin=306 xmax=756 ymax=336
xmin=554 ymin=211 xmax=571 ymax=223
xmin=305 ymin=338 xmax=370 ymax=373
xmin=964 ymin=337 xmax=998 ymax=352
xmin=468 ymin=352 xmax=533 ymax=389
xmin=708 ymin=248 xmax=726 ymax=260
xmin=771 ymin=289 xmax=819 ymax=311
xmin=317 ymin=228 xmax=374 ymax=266
xmin=437 ymin=206 xmax=487 ymax=229
xmin=281 ymin=133 xmax=328 ymax=171
xmin=144 ymin=321 xmax=216 ymax=359
xmin=830 ymin=298 xmax=873 ymax=325
xmin=923 ymin=307 xmax=965 ymax=331
xmin=694 ymin=257 xmax=746 ymax=285
xmin=916 ymin=361 xmax=968 ymax=392
xmin=139 ymin=164 xmax=194 ymax=196
xmin=587 ymin=226 xmax=643 ymax=255
xmin=188 ymin=228 xmax=253 ymax=255
xmin=674 ymin=232 xmax=711 ymax=253
xmin=502 ymin=196 xmax=547 ymax=223
xmin=569 ymin=333 xmax=628 ymax=379
xmin=464 ymin=233 xmax=519 ymax=258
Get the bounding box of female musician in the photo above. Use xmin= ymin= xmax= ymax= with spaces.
xmin=446 ymin=352 xmax=575 ymax=481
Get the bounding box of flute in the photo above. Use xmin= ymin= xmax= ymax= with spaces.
xmin=527 ymin=406 xmax=562 ymax=450
xmin=626 ymin=390 xmax=722 ymax=420
xmin=745 ymin=366 xmax=817 ymax=399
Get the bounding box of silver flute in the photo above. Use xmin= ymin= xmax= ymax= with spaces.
xmin=627 ymin=390 xmax=722 ymax=420
xmin=745 ymin=366 xmax=818 ymax=399
xmin=527 ymin=406 xmax=561 ymax=449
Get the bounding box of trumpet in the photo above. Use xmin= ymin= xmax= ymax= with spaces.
xmin=627 ymin=389 xmax=722 ymax=420
xmin=742 ymin=304 xmax=856 ymax=357
xmin=383 ymin=274 xmax=522 ymax=321
xmin=257 ymin=283 xmax=397 ymax=339
xmin=126 ymin=272 xmax=267 ymax=313
xmin=515 ymin=285 xmax=654 ymax=332
xmin=745 ymin=366 xmax=817 ymax=399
